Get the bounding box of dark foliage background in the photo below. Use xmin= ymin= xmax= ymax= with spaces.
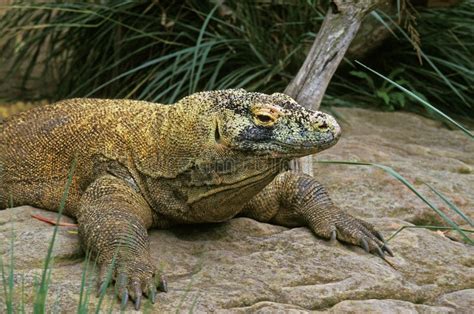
xmin=0 ymin=0 xmax=472 ymax=117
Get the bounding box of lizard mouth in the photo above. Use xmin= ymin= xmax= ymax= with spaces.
xmin=276 ymin=138 xmax=336 ymax=150
xmin=234 ymin=133 xmax=339 ymax=158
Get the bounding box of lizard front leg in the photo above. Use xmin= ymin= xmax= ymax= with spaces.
xmin=241 ymin=171 xmax=393 ymax=257
xmin=77 ymin=175 xmax=166 ymax=310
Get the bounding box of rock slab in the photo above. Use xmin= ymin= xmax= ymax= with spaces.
xmin=1 ymin=108 xmax=473 ymax=313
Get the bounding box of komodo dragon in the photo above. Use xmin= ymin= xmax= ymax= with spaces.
xmin=0 ymin=89 xmax=392 ymax=310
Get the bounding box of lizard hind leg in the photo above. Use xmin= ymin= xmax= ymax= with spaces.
xmin=77 ymin=174 xmax=164 ymax=310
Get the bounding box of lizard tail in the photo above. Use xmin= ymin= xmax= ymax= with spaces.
xmin=0 ymin=162 xmax=6 ymax=209
xmin=0 ymin=191 xmax=6 ymax=209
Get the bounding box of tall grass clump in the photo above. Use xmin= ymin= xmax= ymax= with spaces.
xmin=0 ymin=221 xmax=16 ymax=313
xmin=328 ymin=1 xmax=473 ymax=117
xmin=0 ymin=160 xmax=83 ymax=313
xmin=0 ymin=0 xmax=326 ymax=103
xmin=1 ymin=1 xmax=472 ymax=117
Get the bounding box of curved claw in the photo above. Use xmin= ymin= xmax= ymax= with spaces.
xmin=116 ymin=272 xmax=129 ymax=309
xmin=383 ymin=244 xmax=394 ymax=257
xmin=97 ymin=261 xmax=115 ymax=297
xmin=116 ymin=273 xmax=128 ymax=291
xmin=148 ymin=286 xmax=157 ymax=304
xmin=134 ymin=294 xmax=141 ymax=310
xmin=121 ymin=290 xmax=129 ymax=310
xmin=97 ymin=281 xmax=108 ymax=297
xmin=360 ymin=238 xmax=370 ymax=253
xmin=130 ymin=279 xmax=142 ymax=310
xmin=375 ymin=246 xmax=385 ymax=258
xmin=375 ymin=231 xmax=385 ymax=242
xmin=157 ymin=275 xmax=168 ymax=292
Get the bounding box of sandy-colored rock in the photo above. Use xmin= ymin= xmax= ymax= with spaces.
xmin=315 ymin=108 xmax=473 ymax=228
xmin=435 ymin=289 xmax=474 ymax=312
xmin=1 ymin=108 xmax=473 ymax=313
xmin=321 ymin=299 xmax=454 ymax=314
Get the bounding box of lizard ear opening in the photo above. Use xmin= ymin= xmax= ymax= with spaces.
xmin=214 ymin=119 xmax=222 ymax=144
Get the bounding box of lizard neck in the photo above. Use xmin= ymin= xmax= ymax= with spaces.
xmin=133 ymin=102 xmax=214 ymax=179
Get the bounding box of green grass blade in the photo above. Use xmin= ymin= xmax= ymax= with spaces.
xmin=0 ymin=196 xmax=16 ymax=313
xmin=7 ymin=222 xmax=15 ymax=314
xmin=77 ymin=252 xmax=91 ymax=314
xmin=354 ymin=61 xmax=473 ymax=139
xmin=80 ymin=258 xmax=97 ymax=314
xmin=95 ymin=247 xmax=120 ymax=313
xmin=176 ymin=261 xmax=200 ymax=313
xmin=376 ymin=10 xmax=470 ymax=107
xmin=193 ymin=43 xmax=214 ymax=93
xmin=386 ymin=225 xmax=474 ymax=242
xmin=84 ymin=43 xmax=217 ymax=97
xmin=190 ymin=5 xmax=218 ymax=93
xmin=370 ymin=11 xmax=399 ymax=39
xmin=189 ymin=292 xmax=201 ymax=314
xmin=33 ymin=157 xmax=77 ymax=312
xmin=19 ymin=274 xmax=25 ymax=314
xmin=0 ymin=241 xmax=9 ymax=313
xmin=424 ymin=183 xmax=474 ymax=227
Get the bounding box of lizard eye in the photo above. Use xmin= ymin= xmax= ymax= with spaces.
xmin=256 ymin=114 xmax=274 ymax=124
xmin=252 ymin=106 xmax=280 ymax=127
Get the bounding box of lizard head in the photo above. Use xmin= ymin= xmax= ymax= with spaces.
xmin=167 ymin=89 xmax=341 ymax=216
xmin=199 ymin=89 xmax=341 ymax=158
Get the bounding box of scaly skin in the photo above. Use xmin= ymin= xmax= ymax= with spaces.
xmin=0 ymin=89 xmax=392 ymax=309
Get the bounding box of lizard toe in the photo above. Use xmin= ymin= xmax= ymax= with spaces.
xmin=97 ymin=260 xmax=116 ymax=297
xmin=360 ymin=238 xmax=370 ymax=253
xmin=330 ymin=230 xmax=337 ymax=242
xmin=357 ymin=228 xmax=387 ymax=257
xmin=156 ymin=273 xmax=168 ymax=292
xmin=383 ymin=244 xmax=394 ymax=257
xmin=120 ymin=289 xmax=129 ymax=310
xmin=355 ymin=218 xmax=394 ymax=257
xmin=356 ymin=218 xmax=389 ymax=244
xmin=330 ymin=213 xmax=392 ymax=259
xmin=145 ymin=282 xmax=158 ymax=304
xmin=95 ymin=256 xmax=163 ymax=310
xmin=115 ymin=272 xmax=150 ymax=310
xmin=118 ymin=261 xmax=161 ymax=309
xmin=116 ymin=271 xmax=129 ymax=310
xmin=355 ymin=233 xmax=385 ymax=257
xmin=116 ymin=271 xmax=128 ymax=290
xmin=375 ymin=230 xmax=385 ymax=242
xmin=128 ymin=278 xmax=142 ymax=310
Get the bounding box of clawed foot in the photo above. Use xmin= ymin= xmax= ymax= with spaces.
xmin=314 ymin=210 xmax=394 ymax=258
xmin=97 ymin=257 xmax=167 ymax=310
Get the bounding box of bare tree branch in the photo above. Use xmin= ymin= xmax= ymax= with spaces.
xmin=285 ymin=0 xmax=383 ymax=174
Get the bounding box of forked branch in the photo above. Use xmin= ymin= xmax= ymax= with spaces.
xmin=285 ymin=0 xmax=383 ymax=173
